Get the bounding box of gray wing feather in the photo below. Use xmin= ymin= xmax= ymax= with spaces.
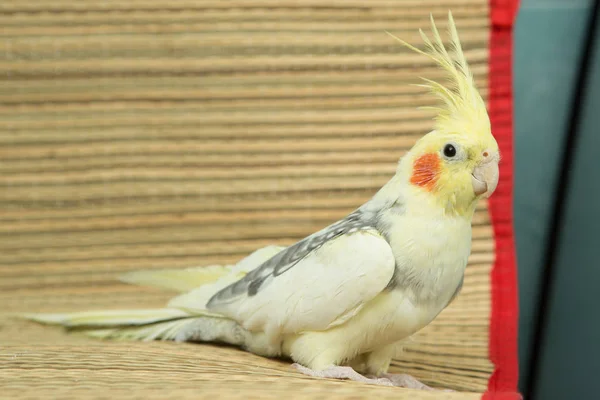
xmin=206 ymin=209 xmax=378 ymax=308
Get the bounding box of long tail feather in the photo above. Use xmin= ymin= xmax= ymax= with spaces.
xmin=119 ymin=265 xmax=234 ymax=293
xmin=82 ymin=318 xmax=202 ymax=342
xmin=118 ymin=245 xmax=287 ymax=293
xmin=20 ymin=246 xmax=289 ymax=345
xmin=67 ymin=316 xmax=254 ymax=350
xmin=20 ymin=308 xmax=189 ymax=328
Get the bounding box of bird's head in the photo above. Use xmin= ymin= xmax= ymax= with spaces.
xmin=387 ymin=12 xmax=499 ymax=217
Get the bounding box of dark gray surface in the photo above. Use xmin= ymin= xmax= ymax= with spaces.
xmin=513 ymin=0 xmax=594 ymax=391
xmin=531 ymin=3 xmax=600 ymax=398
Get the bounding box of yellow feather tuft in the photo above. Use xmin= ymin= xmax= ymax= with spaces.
xmin=386 ymin=11 xmax=491 ymax=141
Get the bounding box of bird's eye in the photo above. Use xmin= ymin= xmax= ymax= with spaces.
xmin=443 ymin=143 xmax=457 ymax=158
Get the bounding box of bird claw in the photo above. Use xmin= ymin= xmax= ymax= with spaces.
xmin=376 ymin=372 xmax=436 ymax=390
xmin=292 ymin=363 xmax=394 ymax=386
xmin=292 ymin=363 xmax=449 ymax=391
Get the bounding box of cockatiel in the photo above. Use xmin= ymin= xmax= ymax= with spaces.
xmin=21 ymin=12 xmax=499 ymax=390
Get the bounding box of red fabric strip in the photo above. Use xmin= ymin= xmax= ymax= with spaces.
xmin=491 ymin=0 xmax=521 ymax=27
xmin=483 ymin=0 xmax=521 ymax=399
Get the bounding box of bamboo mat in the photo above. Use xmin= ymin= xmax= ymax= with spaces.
xmin=0 ymin=1 xmax=493 ymax=398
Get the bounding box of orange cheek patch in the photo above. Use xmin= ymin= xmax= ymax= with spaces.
xmin=410 ymin=153 xmax=441 ymax=191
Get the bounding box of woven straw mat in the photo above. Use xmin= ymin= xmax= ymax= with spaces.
xmin=1 ymin=1 xmax=493 ymax=399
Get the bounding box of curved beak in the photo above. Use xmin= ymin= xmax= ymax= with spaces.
xmin=471 ymin=156 xmax=499 ymax=198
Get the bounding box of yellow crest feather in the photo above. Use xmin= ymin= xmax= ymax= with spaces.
xmin=386 ymin=11 xmax=491 ymax=141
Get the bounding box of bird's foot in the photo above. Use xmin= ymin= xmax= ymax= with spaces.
xmin=292 ymin=363 xmax=394 ymax=386
xmin=292 ymin=364 xmax=447 ymax=390
xmin=375 ymin=373 xmax=437 ymax=390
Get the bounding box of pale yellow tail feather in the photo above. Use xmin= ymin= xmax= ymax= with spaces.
xmin=25 ymin=314 xmax=255 ymax=352
xmin=20 ymin=308 xmax=189 ymax=328
xmin=118 ymin=245 xmax=287 ymax=293
xmin=20 ymin=245 xmax=289 ymax=337
xmin=82 ymin=318 xmax=202 ymax=342
xmin=119 ymin=265 xmax=234 ymax=293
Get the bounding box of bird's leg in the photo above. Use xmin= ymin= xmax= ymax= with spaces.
xmin=291 ymin=363 xmax=394 ymax=387
xmin=360 ymin=342 xmax=441 ymax=390
xmin=292 ymin=363 xmax=440 ymax=390
xmin=290 ymin=342 xmax=444 ymax=390
xmin=293 ymin=363 xmax=441 ymax=390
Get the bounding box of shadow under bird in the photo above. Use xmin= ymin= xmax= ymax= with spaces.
xmin=21 ymin=12 xmax=500 ymax=391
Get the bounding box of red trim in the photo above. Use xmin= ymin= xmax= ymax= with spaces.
xmin=491 ymin=0 xmax=521 ymax=27
xmin=483 ymin=0 xmax=522 ymax=399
